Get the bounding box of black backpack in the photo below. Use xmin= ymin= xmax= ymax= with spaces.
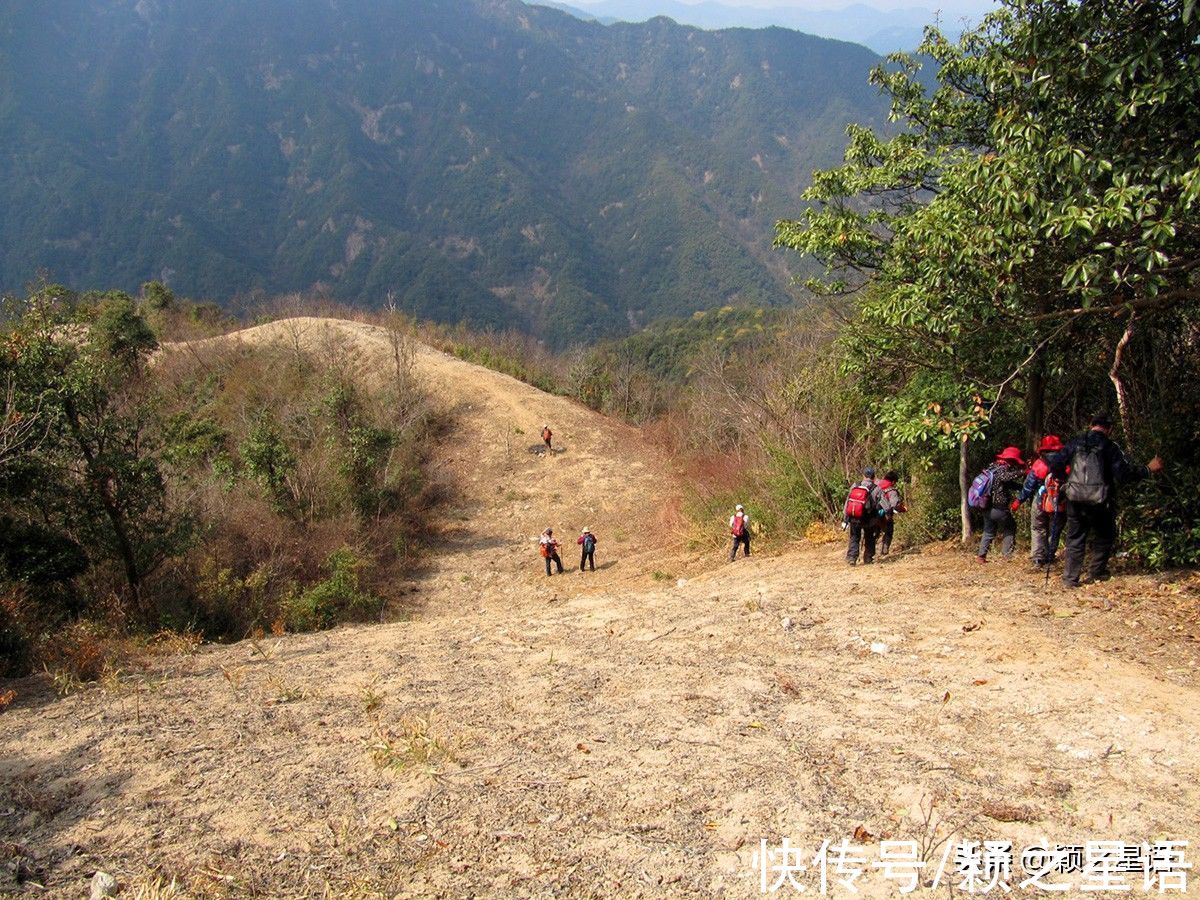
xmin=1064 ymin=439 xmax=1109 ymax=505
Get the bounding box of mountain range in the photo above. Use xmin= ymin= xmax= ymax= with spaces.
xmin=540 ymin=0 xmax=990 ymax=54
xmin=0 ymin=0 xmax=888 ymax=346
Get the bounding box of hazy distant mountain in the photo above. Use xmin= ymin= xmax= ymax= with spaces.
xmin=0 ymin=0 xmax=888 ymax=346
xmin=544 ymin=0 xmax=987 ymax=53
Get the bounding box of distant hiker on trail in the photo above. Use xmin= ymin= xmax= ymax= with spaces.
xmin=540 ymin=527 xmax=564 ymax=576
xmin=877 ymin=470 xmax=907 ymax=557
xmin=844 ymin=468 xmax=886 ymax=565
xmin=972 ymin=446 xmax=1027 ymax=563
xmin=1049 ymin=412 xmax=1164 ymax=588
xmin=728 ymin=504 xmax=751 ymax=561
xmin=541 ymin=425 xmax=553 ymax=451
xmin=577 ymin=527 xmax=597 ymax=571
xmin=1016 ymin=434 xmax=1068 ymax=568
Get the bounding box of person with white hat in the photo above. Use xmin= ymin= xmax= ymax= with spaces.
xmin=728 ymin=504 xmax=751 ymax=561
xmin=577 ymin=527 xmax=597 ymax=571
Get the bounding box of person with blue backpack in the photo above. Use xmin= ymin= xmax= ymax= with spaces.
xmin=1048 ymin=412 xmax=1163 ymax=588
xmin=577 ymin=527 xmax=598 ymax=571
xmin=971 ymin=446 xmax=1027 ymax=563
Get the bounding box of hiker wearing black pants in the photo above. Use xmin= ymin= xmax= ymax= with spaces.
xmin=577 ymin=527 xmax=597 ymax=571
xmin=540 ymin=528 xmax=564 ymax=576
xmin=728 ymin=504 xmax=751 ymax=561
xmin=844 ymin=468 xmax=885 ymax=565
xmin=976 ymin=447 xmax=1027 ymax=563
xmin=1049 ymin=412 xmax=1163 ymax=588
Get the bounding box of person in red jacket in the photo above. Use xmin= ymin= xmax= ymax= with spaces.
xmin=1014 ymin=434 xmax=1067 ymax=567
xmin=577 ymin=527 xmax=597 ymax=571
xmin=877 ymin=470 xmax=907 ymax=557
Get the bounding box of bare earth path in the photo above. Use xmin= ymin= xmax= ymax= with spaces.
xmin=2 ymin=319 xmax=1198 ymax=898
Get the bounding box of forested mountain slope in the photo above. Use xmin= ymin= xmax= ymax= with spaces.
xmin=0 ymin=0 xmax=887 ymax=346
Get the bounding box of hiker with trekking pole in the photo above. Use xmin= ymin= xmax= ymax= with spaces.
xmin=1048 ymin=412 xmax=1163 ymax=589
xmin=540 ymin=527 xmax=564 ymax=576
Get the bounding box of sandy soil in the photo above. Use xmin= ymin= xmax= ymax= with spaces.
xmin=2 ymin=319 xmax=1198 ymax=898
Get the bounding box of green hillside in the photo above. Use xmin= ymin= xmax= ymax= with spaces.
xmin=0 ymin=0 xmax=886 ymax=346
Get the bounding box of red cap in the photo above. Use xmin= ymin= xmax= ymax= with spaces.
xmin=1037 ymin=434 xmax=1064 ymax=453
xmin=995 ymin=446 xmax=1025 ymax=465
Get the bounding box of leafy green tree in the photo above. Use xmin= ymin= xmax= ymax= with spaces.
xmin=1 ymin=290 xmax=189 ymax=617
xmin=776 ymin=0 xmax=1200 ymax=540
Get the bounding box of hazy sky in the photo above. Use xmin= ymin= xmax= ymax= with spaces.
xmin=572 ymin=0 xmax=998 ymax=16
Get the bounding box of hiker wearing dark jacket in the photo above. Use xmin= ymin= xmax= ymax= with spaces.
xmin=976 ymin=447 xmax=1027 ymax=563
xmin=1016 ymin=434 xmax=1068 ymax=567
xmin=1049 ymin=412 xmax=1163 ymax=588
xmin=877 ymin=471 xmax=907 ymax=557
xmin=577 ymin=527 xmax=597 ymax=571
xmin=844 ymin=468 xmax=886 ymax=565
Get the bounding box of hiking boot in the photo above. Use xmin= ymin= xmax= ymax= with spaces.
xmin=975 ymin=555 xmax=987 ymax=564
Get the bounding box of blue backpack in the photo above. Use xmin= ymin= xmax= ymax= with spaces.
xmin=583 ymin=533 xmax=596 ymax=553
xmin=967 ymin=467 xmax=995 ymax=510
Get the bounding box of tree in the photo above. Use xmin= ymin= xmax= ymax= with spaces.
xmin=1 ymin=290 xmax=189 ymax=618
xmin=776 ymin=0 xmax=1200 ymax=540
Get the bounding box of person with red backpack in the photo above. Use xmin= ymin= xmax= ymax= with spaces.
xmin=1015 ymin=435 xmax=1068 ymax=567
xmin=974 ymin=446 xmax=1027 ymax=563
xmin=1048 ymin=412 xmax=1163 ymax=588
xmin=728 ymin=504 xmax=751 ymax=561
xmin=541 ymin=424 xmax=553 ymax=451
xmin=877 ymin=470 xmax=907 ymax=557
xmin=844 ymin=468 xmax=885 ymax=565
xmin=539 ymin=527 xmax=564 ymax=576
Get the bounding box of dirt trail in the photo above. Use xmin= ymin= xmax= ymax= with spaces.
xmin=2 ymin=319 xmax=1199 ymax=898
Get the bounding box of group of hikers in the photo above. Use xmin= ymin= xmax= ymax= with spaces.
xmin=539 ymin=526 xmax=597 ymax=575
xmin=535 ymin=412 xmax=1163 ymax=590
xmin=840 ymin=411 xmax=1164 ymax=588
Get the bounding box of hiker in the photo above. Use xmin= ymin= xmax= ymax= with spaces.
xmin=1015 ymin=434 xmax=1068 ymax=567
xmin=577 ymin=527 xmax=597 ymax=571
xmin=541 ymin=424 xmax=553 ymax=451
xmin=539 ymin=527 xmax=564 ymax=576
xmin=728 ymin=504 xmax=751 ymax=561
xmin=973 ymin=446 xmax=1027 ymax=563
xmin=844 ymin=468 xmax=885 ymax=565
xmin=877 ymin=470 xmax=907 ymax=557
xmin=1049 ymin=412 xmax=1163 ymax=588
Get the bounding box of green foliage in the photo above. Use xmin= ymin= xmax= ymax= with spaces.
xmin=285 ymin=547 xmax=383 ymax=631
xmin=239 ymin=416 xmax=297 ymax=517
xmin=1 ymin=288 xmax=190 ymax=618
xmin=777 ymin=0 xmax=1200 ymax=558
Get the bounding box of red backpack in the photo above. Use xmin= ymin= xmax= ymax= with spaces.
xmin=731 ymin=514 xmax=746 ymax=536
xmin=1040 ymin=474 xmax=1062 ymax=514
xmin=844 ymin=484 xmax=873 ymax=519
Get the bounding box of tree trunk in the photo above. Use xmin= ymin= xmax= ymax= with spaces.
xmin=1110 ymin=312 xmax=1137 ymax=446
xmin=1025 ymin=354 xmax=1046 ymax=451
xmin=960 ymin=433 xmax=973 ymax=544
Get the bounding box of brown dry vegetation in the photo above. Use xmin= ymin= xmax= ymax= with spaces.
xmin=2 ymin=319 xmax=1199 ymax=897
